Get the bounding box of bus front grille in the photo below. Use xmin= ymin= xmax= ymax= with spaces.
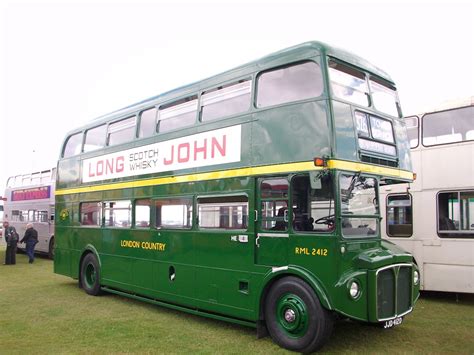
xmin=376 ymin=264 xmax=412 ymax=320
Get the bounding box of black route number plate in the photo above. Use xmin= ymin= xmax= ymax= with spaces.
xmin=382 ymin=317 xmax=403 ymax=329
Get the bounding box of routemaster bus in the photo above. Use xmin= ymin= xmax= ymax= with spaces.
xmin=54 ymin=41 xmax=419 ymax=353
xmin=380 ymin=97 xmax=474 ymax=293
xmin=3 ymin=168 xmax=56 ymax=258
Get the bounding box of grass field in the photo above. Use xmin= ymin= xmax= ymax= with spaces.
xmin=0 ymin=248 xmax=473 ymax=354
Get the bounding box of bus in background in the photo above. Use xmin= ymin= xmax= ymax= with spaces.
xmin=380 ymin=97 xmax=474 ymax=293
xmin=54 ymin=41 xmax=419 ymax=353
xmin=3 ymin=168 xmax=56 ymax=258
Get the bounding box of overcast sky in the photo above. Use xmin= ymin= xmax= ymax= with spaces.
xmin=0 ymin=0 xmax=473 ymax=191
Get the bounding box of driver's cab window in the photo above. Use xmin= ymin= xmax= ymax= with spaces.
xmin=291 ymin=174 xmax=335 ymax=233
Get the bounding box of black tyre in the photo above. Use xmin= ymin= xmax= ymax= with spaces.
xmin=264 ymin=276 xmax=333 ymax=353
xmin=80 ymin=253 xmax=102 ymax=296
xmin=48 ymin=237 xmax=55 ymax=260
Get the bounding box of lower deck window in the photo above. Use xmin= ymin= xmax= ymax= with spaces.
xmin=438 ymin=190 xmax=474 ymax=238
xmin=155 ymin=198 xmax=192 ymax=229
xmin=198 ymin=195 xmax=248 ymax=230
xmin=104 ymin=201 xmax=131 ymax=228
xmin=80 ymin=202 xmax=102 ymax=226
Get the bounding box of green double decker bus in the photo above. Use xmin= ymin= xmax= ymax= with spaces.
xmin=54 ymin=41 xmax=419 ymax=352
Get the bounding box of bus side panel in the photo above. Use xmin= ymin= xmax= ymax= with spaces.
xmin=251 ymin=101 xmax=330 ymax=166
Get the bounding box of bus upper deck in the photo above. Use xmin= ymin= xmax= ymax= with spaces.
xmin=57 ymin=41 xmax=412 ymax=193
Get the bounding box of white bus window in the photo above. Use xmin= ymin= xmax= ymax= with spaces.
xmin=438 ymin=191 xmax=474 ymax=238
xmin=386 ymin=194 xmax=412 ymax=237
xmin=80 ymin=202 xmax=102 ymax=226
xmin=63 ymin=132 xmax=83 ymax=158
xmin=328 ymin=60 xmax=369 ymax=107
xmin=31 ymin=173 xmax=41 ymax=185
xmin=107 ymin=116 xmax=136 ymax=146
xmin=139 ymin=108 xmax=157 ymax=138
xmin=422 ymin=106 xmax=474 ymax=146
xmin=155 ymin=198 xmax=192 ymax=229
xmin=158 ymin=96 xmax=197 ymax=133
xmin=201 ymin=80 xmax=251 ymax=122
xmin=135 ymin=200 xmax=151 ymax=228
xmin=257 ymin=61 xmax=323 ymax=108
xmin=198 ymin=196 xmax=248 ymax=230
xmin=104 ymin=201 xmax=132 ymax=228
xmin=84 ymin=125 xmax=107 ymax=153
xmin=260 ymin=179 xmax=289 ymax=231
xmin=405 ymin=116 xmax=419 ymax=148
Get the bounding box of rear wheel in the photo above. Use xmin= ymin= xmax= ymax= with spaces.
xmin=264 ymin=276 xmax=333 ymax=353
xmin=80 ymin=253 xmax=102 ymax=295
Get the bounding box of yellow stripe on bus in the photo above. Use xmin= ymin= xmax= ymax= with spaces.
xmin=55 ymin=160 xmax=413 ymax=196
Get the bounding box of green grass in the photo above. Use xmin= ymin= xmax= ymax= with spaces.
xmin=0 ymin=248 xmax=473 ymax=354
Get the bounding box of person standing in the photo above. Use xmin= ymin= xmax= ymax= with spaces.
xmin=20 ymin=223 xmax=38 ymax=264
xmin=3 ymin=221 xmax=19 ymax=265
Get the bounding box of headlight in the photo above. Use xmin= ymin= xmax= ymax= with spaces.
xmin=413 ymin=270 xmax=419 ymax=285
xmin=349 ymin=281 xmax=360 ymax=299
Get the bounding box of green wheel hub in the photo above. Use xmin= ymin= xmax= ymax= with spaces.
xmin=84 ymin=263 xmax=96 ymax=288
xmin=276 ymin=293 xmax=309 ymax=338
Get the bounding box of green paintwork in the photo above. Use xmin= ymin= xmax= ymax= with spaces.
xmin=276 ymin=293 xmax=309 ymax=338
xmin=54 ymin=41 xmax=418 ymax=332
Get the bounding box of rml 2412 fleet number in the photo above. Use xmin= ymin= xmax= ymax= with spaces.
xmin=295 ymin=247 xmax=328 ymax=256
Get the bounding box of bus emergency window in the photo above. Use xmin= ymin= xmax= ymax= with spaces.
xmin=369 ymin=77 xmax=400 ymax=117
xmin=423 ymin=106 xmax=474 ymax=146
xmin=405 ymin=116 xmax=419 ymax=148
xmin=104 ymin=201 xmax=132 ymax=228
xmin=80 ymin=202 xmax=102 ymax=226
xmin=256 ymin=61 xmax=323 ymax=108
xmin=291 ymin=174 xmax=335 ymax=233
xmin=198 ymin=196 xmax=248 ymax=230
xmin=158 ymin=96 xmax=198 ymax=133
xmin=62 ymin=132 xmax=83 ymax=158
xmin=261 ymin=179 xmax=289 ymax=231
xmin=201 ymin=80 xmax=251 ymax=121
xmin=139 ymin=108 xmax=157 ymax=138
xmin=386 ymin=194 xmax=413 ymax=237
xmin=438 ymin=191 xmax=474 ymax=238
xmin=328 ymin=60 xmax=369 ymax=107
xmin=83 ymin=125 xmax=107 ymax=153
xmin=107 ymin=116 xmax=136 ymax=146
xmin=135 ymin=200 xmax=151 ymax=228
xmin=155 ymin=198 xmax=192 ymax=229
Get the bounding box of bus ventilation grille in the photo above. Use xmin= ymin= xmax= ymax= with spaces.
xmin=376 ymin=265 xmax=412 ymax=320
xmin=361 ymin=155 xmax=398 ymax=168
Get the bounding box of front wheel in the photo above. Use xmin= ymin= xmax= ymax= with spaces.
xmin=80 ymin=253 xmax=102 ymax=296
xmin=264 ymin=276 xmax=333 ymax=353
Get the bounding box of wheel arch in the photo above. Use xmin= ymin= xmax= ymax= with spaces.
xmin=257 ymin=266 xmax=333 ymax=321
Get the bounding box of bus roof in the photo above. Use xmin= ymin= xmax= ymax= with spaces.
xmin=70 ymin=41 xmax=394 ymax=133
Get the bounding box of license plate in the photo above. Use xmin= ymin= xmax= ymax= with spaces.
xmin=382 ymin=317 xmax=403 ymax=329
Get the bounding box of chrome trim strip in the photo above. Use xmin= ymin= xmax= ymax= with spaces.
xmin=257 ymin=233 xmax=289 ymax=238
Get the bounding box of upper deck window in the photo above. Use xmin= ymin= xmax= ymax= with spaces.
xmin=84 ymin=125 xmax=107 ymax=153
xmin=422 ymin=106 xmax=474 ymax=146
xmin=201 ymin=80 xmax=251 ymax=122
xmin=158 ymin=96 xmax=198 ymax=133
xmin=256 ymin=61 xmax=323 ymax=108
xmin=405 ymin=116 xmax=419 ymax=148
xmin=62 ymin=132 xmax=83 ymax=158
xmin=139 ymin=108 xmax=157 ymax=138
xmin=107 ymin=116 xmax=136 ymax=146
xmin=329 ymin=60 xmax=369 ymax=107
xmin=369 ymin=77 xmax=400 ymax=117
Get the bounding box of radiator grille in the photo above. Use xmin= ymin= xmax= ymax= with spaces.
xmin=376 ymin=264 xmax=412 ymax=320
